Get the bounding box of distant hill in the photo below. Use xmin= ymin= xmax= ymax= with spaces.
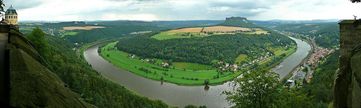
xmin=220 ymin=17 xmax=258 ymax=28
xmin=258 ymin=22 xmax=339 ymax=48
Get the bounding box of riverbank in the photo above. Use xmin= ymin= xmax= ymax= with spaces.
xmin=98 ymin=39 xmax=296 ymax=86
xmin=278 ymin=35 xmax=315 ymax=82
xmin=272 ymin=36 xmax=312 ymax=80
xmin=83 ymin=35 xmax=311 ymax=107
xmin=99 ymin=41 xmax=242 ymax=86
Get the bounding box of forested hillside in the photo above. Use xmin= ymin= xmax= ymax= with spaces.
xmin=116 ymin=32 xmax=294 ymax=65
xmin=20 ymin=20 xmax=222 ymax=44
xmin=23 ymin=28 xmax=168 ymax=108
xmin=258 ymin=22 xmax=339 ymax=48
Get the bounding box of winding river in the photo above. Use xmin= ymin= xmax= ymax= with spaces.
xmin=83 ymin=36 xmax=311 ymax=108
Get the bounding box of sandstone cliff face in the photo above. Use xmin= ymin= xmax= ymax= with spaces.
xmin=336 ymin=20 xmax=361 ymax=108
xmin=351 ymin=48 xmax=361 ymax=108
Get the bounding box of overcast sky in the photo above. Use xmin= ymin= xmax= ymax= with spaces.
xmin=3 ymin=0 xmax=361 ymax=21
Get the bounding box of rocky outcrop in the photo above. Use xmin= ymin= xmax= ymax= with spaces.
xmin=220 ymin=17 xmax=257 ymax=28
xmin=335 ymin=20 xmax=361 ymax=108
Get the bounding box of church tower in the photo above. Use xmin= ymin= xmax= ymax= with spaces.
xmin=5 ymin=5 xmax=18 ymax=25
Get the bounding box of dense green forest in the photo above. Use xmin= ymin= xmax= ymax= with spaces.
xmin=116 ymin=32 xmax=294 ymax=65
xmin=20 ymin=20 xmax=222 ymax=44
xmin=258 ymin=22 xmax=339 ymax=48
xmin=24 ymin=28 xmax=169 ymax=108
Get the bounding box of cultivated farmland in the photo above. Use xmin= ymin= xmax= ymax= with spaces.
xmin=152 ymin=26 xmax=269 ymax=40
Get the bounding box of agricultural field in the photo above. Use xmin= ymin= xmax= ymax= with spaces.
xmin=152 ymin=26 xmax=269 ymax=40
xmin=61 ymin=31 xmax=78 ymax=38
xmin=203 ymin=26 xmax=251 ymax=32
xmin=100 ymin=42 xmax=242 ymax=85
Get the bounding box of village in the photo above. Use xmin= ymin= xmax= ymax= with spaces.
xmin=127 ymin=48 xmax=276 ymax=74
xmin=282 ymin=31 xmax=335 ymax=88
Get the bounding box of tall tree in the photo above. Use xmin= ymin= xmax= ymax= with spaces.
xmin=223 ymin=70 xmax=279 ymax=108
xmin=27 ymin=27 xmax=49 ymax=56
xmin=224 ymin=69 xmax=313 ymax=108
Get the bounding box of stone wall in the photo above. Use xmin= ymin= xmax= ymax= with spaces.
xmin=336 ymin=20 xmax=361 ymax=108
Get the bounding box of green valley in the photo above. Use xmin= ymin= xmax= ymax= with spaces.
xmin=100 ymin=42 xmax=241 ymax=85
xmin=4 ymin=0 xmax=352 ymax=107
xmin=99 ymin=21 xmax=297 ymax=85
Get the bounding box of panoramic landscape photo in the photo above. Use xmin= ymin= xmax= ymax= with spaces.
xmin=1 ymin=0 xmax=361 ymax=108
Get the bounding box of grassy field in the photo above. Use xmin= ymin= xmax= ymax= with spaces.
xmin=152 ymin=32 xmax=205 ymax=40
xmin=152 ymin=26 xmax=269 ymax=40
xmin=235 ymin=54 xmax=248 ymax=64
xmin=173 ymin=62 xmax=212 ymax=71
xmin=99 ymin=37 xmax=296 ymax=85
xmin=269 ymin=46 xmax=297 ymax=56
xmin=100 ymin=42 xmax=242 ymax=85
xmin=244 ymin=28 xmax=269 ymax=35
xmin=61 ymin=31 xmax=78 ymax=38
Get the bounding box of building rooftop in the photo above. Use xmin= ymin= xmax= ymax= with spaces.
xmin=5 ymin=5 xmax=17 ymax=15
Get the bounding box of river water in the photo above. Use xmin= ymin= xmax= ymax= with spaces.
xmin=272 ymin=37 xmax=312 ymax=79
xmin=83 ymin=36 xmax=311 ymax=108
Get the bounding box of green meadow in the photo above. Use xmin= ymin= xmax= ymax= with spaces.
xmin=100 ymin=42 xmax=242 ymax=85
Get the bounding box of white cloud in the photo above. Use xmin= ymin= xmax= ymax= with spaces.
xmin=101 ymin=13 xmax=159 ymax=21
xmin=6 ymin=0 xmax=361 ymax=21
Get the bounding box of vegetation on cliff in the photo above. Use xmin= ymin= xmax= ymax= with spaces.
xmin=24 ymin=28 xmax=169 ymax=108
